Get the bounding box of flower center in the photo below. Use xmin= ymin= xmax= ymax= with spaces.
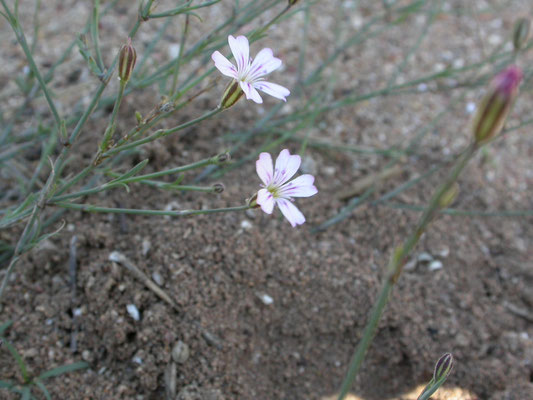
xmin=266 ymin=184 xmax=280 ymax=198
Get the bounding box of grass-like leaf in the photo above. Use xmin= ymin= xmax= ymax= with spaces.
xmin=38 ymin=361 xmax=89 ymax=381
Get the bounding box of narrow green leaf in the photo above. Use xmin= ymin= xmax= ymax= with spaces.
xmin=0 ymin=336 xmax=29 ymax=383
xmin=33 ymin=379 xmax=51 ymax=400
xmin=39 ymin=361 xmax=89 ymax=380
xmin=0 ymin=320 xmax=13 ymax=335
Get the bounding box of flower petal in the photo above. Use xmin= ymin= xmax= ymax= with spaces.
xmin=211 ymin=51 xmax=238 ymax=79
xmin=257 ymin=188 xmax=275 ymax=214
xmin=277 ymin=198 xmax=306 ymax=227
xmin=254 ymin=81 xmax=290 ymax=102
xmin=228 ymin=35 xmax=249 ymax=72
xmin=240 ymin=81 xmax=263 ymax=104
xmin=248 ymin=48 xmax=282 ymax=80
xmin=279 ymin=174 xmax=318 ymax=198
xmin=256 ymin=152 xmax=273 ymax=185
xmin=273 ymin=149 xmax=301 ymax=185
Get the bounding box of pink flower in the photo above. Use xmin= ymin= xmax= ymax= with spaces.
xmin=255 ymin=149 xmax=318 ymax=227
xmin=211 ymin=35 xmax=290 ymax=104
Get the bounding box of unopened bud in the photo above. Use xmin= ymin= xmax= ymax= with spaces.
xmin=213 ymin=183 xmax=225 ymax=193
xmin=247 ymin=193 xmax=260 ymax=208
xmin=118 ymin=38 xmax=137 ymax=83
xmin=433 ymin=353 xmax=453 ymax=382
xmin=135 ymin=111 xmax=143 ymax=125
xmin=513 ymin=18 xmax=531 ymax=51
xmin=438 ymin=183 xmax=459 ymax=209
xmin=216 ymin=152 xmax=231 ymax=163
xmin=219 ymin=80 xmax=244 ymax=109
xmin=472 ymin=66 xmax=522 ymax=145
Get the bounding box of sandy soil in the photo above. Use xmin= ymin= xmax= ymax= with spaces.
xmin=1 ymin=0 xmax=532 ymax=399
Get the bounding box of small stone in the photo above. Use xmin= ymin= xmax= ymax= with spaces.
xmin=465 ymin=102 xmax=476 ymax=114
xmin=132 ymin=356 xmax=143 ymax=365
xmin=171 ymin=341 xmax=190 ymax=364
xmin=428 ymin=260 xmax=443 ymax=271
xmin=438 ymin=247 xmax=450 ymax=258
xmin=257 ymin=293 xmax=274 ymax=305
xmin=168 ymin=44 xmax=181 ymax=59
xmin=240 ymin=220 xmax=253 ymax=230
xmin=152 ymin=272 xmax=163 ymax=286
xmin=300 ymin=156 xmax=317 ymax=175
xmin=417 ymin=252 xmax=433 ymax=263
xmin=82 ymin=350 xmax=92 ymax=361
xmin=142 ymin=240 xmax=151 ymax=257
xmin=127 ymin=304 xmax=140 ymax=321
xmin=404 ymin=258 xmax=417 ymax=271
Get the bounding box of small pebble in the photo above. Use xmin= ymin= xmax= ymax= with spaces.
xmin=240 ymin=220 xmax=253 ymax=230
xmin=152 ymin=272 xmax=163 ymax=286
xmin=428 ymin=260 xmax=443 ymax=271
xmin=258 ymin=293 xmax=274 ymax=305
xmin=465 ymin=102 xmax=476 ymax=114
xmin=127 ymin=304 xmax=140 ymax=321
xmin=171 ymin=341 xmax=190 ymax=364
xmin=132 ymin=356 xmax=143 ymax=365
xmin=417 ymin=252 xmax=433 ymax=263
xmin=168 ymin=44 xmax=180 ymax=59
xmin=142 ymin=240 xmax=151 ymax=257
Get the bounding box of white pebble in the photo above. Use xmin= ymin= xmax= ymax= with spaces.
xmin=132 ymin=356 xmax=143 ymax=365
xmin=126 ymin=304 xmax=140 ymax=321
xmin=240 ymin=220 xmax=253 ymax=230
xmin=168 ymin=44 xmax=181 ymax=59
xmin=465 ymin=102 xmax=476 ymax=114
xmin=428 ymin=260 xmax=443 ymax=271
xmin=258 ymin=293 xmax=274 ymax=305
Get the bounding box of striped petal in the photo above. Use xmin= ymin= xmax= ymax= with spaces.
xmin=228 ymin=35 xmax=249 ymax=73
xmin=248 ymin=48 xmax=282 ymax=80
xmin=256 ymin=152 xmax=274 ymax=186
xmin=257 ymin=188 xmax=275 ymax=214
xmin=211 ymin=51 xmax=238 ymax=79
xmin=254 ymin=81 xmax=290 ymax=102
xmin=279 ymin=174 xmax=318 ymax=198
xmin=276 ymin=198 xmax=306 ymax=227
xmin=273 ymin=149 xmax=301 ymax=185
xmin=240 ymin=81 xmax=263 ymax=104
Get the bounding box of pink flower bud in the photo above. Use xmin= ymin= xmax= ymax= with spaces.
xmin=472 ymin=66 xmax=522 ymax=144
xmin=118 ymin=38 xmax=137 ymax=83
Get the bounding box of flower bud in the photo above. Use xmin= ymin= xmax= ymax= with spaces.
xmin=438 ymin=183 xmax=459 ymax=209
xmin=433 ymin=353 xmax=453 ymax=382
xmin=213 ymin=183 xmax=225 ymax=193
xmin=216 ymin=152 xmax=231 ymax=164
xmin=513 ymin=18 xmax=531 ymax=51
xmin=472 ymin=66 xmax=522 ymax=145
xmin=118 ymin=38 xmax=137 ymax=83
xmin=219 ymin=80 xmax=244 ymax=109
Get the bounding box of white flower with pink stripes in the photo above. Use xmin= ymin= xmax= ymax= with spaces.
xmin=211 ymin=35 xmax=290 ymax=104
xmin=255 ymin=149 xmax=317 ymax=227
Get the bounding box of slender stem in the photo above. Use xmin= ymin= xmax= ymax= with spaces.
xmin=51 ymin=202 xmax=251 ymax=217
xmin=0 ymin=0 xmax=61 ymax=127
xmin=49 ymin=155 xmax=221 ymax=202
xmin=91 ymin=0 xmax=105 ymax=72
xmin=169 ymin=11 xmax=190 ymax=97
xmin=103 ymin=108 xmax=222 ymax=156
xmin=337 ymin=143 xmax=477 ymax=400
xmin=100 ymin=80 xmax=126 ymax=151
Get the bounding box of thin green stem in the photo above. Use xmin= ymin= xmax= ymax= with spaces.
xmin=100 ymin=80 xmax=126 ymax=151
xmin=103 ymin=108 xmax=222 ymax=156
xmin=169 ymin=11 xmax=190 ymax=97
xmin=51 ymin=202 xmax=251 ymax=217
xmin=337 ymin=144 xmax=477 ymax=399
xmin=91 ymin=0 xmax=105 ymax=72
xmin=0 ymin=0 xmax=61 ymax=127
